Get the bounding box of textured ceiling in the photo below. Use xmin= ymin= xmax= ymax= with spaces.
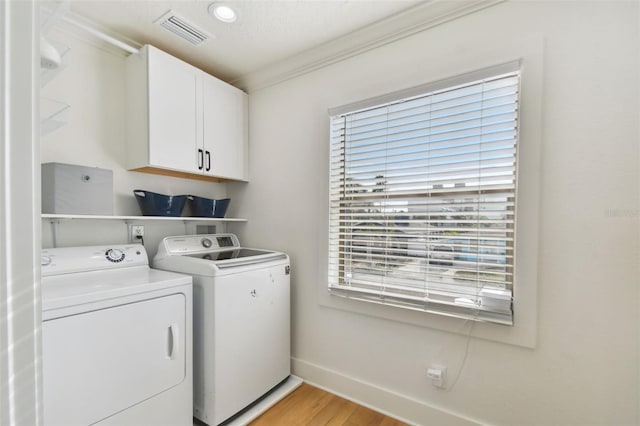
xmin=63 ymin=0 xmax=425 ymax=83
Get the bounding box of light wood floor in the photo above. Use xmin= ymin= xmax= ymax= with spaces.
xmin=249 ymin=383 xmax=407 ymax=426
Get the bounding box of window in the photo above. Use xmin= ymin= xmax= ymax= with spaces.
xmin=328 ymin=62 xmax=521 ymax=325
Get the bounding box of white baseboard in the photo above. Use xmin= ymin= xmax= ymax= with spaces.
xmin=291 ymin=357 xmax=482 ymax=426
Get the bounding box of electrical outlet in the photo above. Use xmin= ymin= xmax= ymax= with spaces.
xmin=427 ymin=365 xmax=446 ymax=388
xmin=129 ymin=225 xmax=144 ymax=242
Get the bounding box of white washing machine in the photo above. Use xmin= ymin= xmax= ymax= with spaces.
xmin=153 ymin=234 xmax=292 ymax=426
xmin=41 ymin=244 xmax=193 ymax=426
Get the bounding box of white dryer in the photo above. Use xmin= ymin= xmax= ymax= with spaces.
xmin=41 ymin=244 xmax=193 ymax=426
xmin=153 ymin=234 xmax=291 ymax=426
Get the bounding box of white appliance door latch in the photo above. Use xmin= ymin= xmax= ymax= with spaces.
xmin=166 ymin=324 xmax=179 ymax=360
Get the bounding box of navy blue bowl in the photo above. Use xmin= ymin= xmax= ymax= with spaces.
xmin=188 ymin=195 xmax=230 ymax=218
xmin=133 ymin=190 xmax=187 ymax=217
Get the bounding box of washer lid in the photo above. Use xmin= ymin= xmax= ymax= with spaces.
xmin=183 ymin=248 xmax=277 ymax=261
xmin=153 ymin=233 xmax=289 ymax=275
xmin=186 ymin=248 xmax=288 ymax=269
xmin=41 ymin=266 xmax=192 ymax=312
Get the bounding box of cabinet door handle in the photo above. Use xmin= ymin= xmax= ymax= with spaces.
xmin=198 ymin=149 xmax=204 ymax=170
xmin=205 ymin=151 xmax=211 ymax=172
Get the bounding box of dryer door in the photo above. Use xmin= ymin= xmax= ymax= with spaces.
xmin=43 ymin=293 xmax=186 ymax=426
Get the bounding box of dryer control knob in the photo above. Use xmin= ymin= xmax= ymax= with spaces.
xmin=105 ymin=248 xmax=125 ymax=263
xmin=201 ymin=238 xmax=213 ymax=248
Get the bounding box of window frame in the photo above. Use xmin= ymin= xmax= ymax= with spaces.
xmin=319 ymin=38 xmax=543 ymax=349
xmin=328 ymin=62 xmax=521 ymax=326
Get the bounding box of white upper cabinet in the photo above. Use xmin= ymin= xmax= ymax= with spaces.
xmin=126 ymin=45 xmax=248 ymax=182
xmin=202 ymin=75 xmax=248 ymax=181
xmin=147 ymin=46 xmax=199 ymax=173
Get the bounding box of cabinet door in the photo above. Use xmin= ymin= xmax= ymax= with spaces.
xmin=147 ymin=47 xmax=199 ymax=173
xmin=202 ymin=74 xmax=248 ymax=181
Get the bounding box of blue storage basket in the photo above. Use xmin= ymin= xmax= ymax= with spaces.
xmin=133 ymin=190 xmax=187 ymax=217
xmin=187 ymin=195 xmax=230 ymax=218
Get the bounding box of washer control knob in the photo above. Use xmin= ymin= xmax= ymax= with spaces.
xmin=105 ymin=248 xmax=125 ymax=263
xmin=201 ymin=238 xmax=213 ymax=248
xmin=41 ymin=256 xmax=52 ymax=266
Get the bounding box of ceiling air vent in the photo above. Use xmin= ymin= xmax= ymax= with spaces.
xmin=154 ymin=10 xmax=212 ymax=46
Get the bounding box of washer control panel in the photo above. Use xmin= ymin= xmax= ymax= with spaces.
xmin=162 ymin=234 xmax=240 ymax=254
xmin=41 ymin=245 xmax=147 ymax=276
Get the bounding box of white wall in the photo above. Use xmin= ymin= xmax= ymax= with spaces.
xmin=40 ymin=29 xmax=235 ymax=258
xmin=229 ymin=1 xmax=640 ymax=424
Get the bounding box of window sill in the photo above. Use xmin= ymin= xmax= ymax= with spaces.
xmin=319 ymin=284 xmax=535 ymax=349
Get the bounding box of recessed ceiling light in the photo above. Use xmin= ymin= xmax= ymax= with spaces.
xmin=208 ymin=3 xmax=237 ymax=23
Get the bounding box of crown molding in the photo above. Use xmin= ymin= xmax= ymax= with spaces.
xmin=233 ymin=0 xmax=505 ymax=93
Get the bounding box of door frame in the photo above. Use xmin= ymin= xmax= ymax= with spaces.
xmin=0 ymin=1 xmax=42 ymax=424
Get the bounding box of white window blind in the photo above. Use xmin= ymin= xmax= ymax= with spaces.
xmin=328 ymin=63 xmax=521 ymax=325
